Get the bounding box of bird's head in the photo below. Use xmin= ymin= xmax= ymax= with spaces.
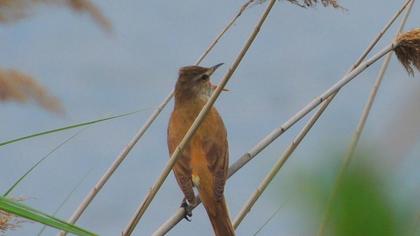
xmin=174 ymin=63 xmax=225 ymax=102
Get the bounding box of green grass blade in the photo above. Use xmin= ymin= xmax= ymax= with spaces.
xmin=0 ymin=196 xmax=97 ymax=236
xmin=253 ymin=200 xmax=287 ymax=236
xmin=4 ymin=129 xmax=85 ymax=197
xmin=37 ymin=168 xmax=93 ymax=236
xmin=0 ymin=108 xmax=151 ymax=147
xmin=253 ymin=206 xmax=282 ymax=236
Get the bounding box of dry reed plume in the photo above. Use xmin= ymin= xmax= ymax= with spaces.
xmin=257 ymin=0 xmax=344 ymax=9
xmin=395 ymin=28 xmax=420 ymax=76
xmin=0 ymin=0 xmax=111 ymax=32
xmin=0 ymin=68 xmax=63 ymax=113
xmin=0 ymin=197 xmax=26 ymax=234
xmin=0 ymin=210 xmax=22 ymax=233
xmin=0 ymin=210 xmax=27 ymax=234
xmin=287 ymin=0 xmax=342 ymax=8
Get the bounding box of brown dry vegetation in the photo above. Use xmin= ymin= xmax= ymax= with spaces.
xmin=0 ymin=0 xmax=111 ymax=114
xmin=0 ymin=0 xmax=111 ymax=32
xmin=287 ymin=0 xmax=343 ymax=8
xmin=257 ymin=0 xmax=344 ymax=9
xmin=0 ymin=197 xmax=26 ymax=234
xmin=0 ymin=210 xmax=23 ymax=233
xmin=0 ymin=68 xmax=63 ymax=113
xmin=395 ymin=28 xmax=420 ymax=76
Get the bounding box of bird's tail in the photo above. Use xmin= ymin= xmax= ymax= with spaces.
xmin=200 ymin=192 xmax=235 ymax=236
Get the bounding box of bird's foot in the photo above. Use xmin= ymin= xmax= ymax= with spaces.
xmin=180 ymin=198 xmax=193 ymax=222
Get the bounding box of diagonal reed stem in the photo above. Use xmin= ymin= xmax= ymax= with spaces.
xmin=38 ymin=168 xmax=93 ymax=236
xmin=153 ymin=1 xmax=414 ymax=232
xmin=233 ymin=94 xmax=334 ymax=228
xmin=317 ymin=1 xmax=415 ymax=235
xmin=122 ymin=0 xmax=275 ymax=235
xmin=61 ymin=0 xmax=256 ymax=233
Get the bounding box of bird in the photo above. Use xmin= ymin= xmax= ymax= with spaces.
xmin=167 ymin=63 xmax=235 ymax=236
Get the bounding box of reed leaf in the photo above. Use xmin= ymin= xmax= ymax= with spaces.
xmin=37 ymin=169 xmax=93 ymax=236
xmin=0 ymin=196 xmax=96 ymax=236
xmin=4 ymin=129 xmax=85 ymax=197
xmin=1 ymin=198 xmax=25 ymax=233
xmin=0 ymin=108 xmax=150 ymax=147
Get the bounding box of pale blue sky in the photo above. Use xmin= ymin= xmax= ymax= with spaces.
xmin=1 ymin=0 xmax=419 ymax=235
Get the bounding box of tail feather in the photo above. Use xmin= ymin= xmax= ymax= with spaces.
xmin=200 ymin=193 xmax=235 ymax=236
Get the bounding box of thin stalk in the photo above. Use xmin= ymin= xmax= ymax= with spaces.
xmin=4 ymin=129 xmax=85 ymax=197
xmin=252 ymin=201 xmax=287 ymax=236
xmin=195 ymin=0 xmax=256 ymax=65
xmin=232 ymin=0 xmax=415 ymax=227
xmin=38 ymin=169 xmax=93 ymax=236
xmin=62 ymin=0 xmax=255 ymax=231
xmin=317 ymin=1 xmax=415 ymax=235
xmin=241 ymin=0 xmax=413 ymax=159
xmin=233 ymin=93 xmax=334 ymax=228
xmin=62 ymin=93 xmax=173 ymax=230
xmin=123 ymin=1 xmax=277 ymax=235
xmin=262 ymin=44 xmax=395 ymax=157
xmin=349 ymin=0 xmax=413 ymax=72
xmin=0 ymin=108 xmax=147 ymax=147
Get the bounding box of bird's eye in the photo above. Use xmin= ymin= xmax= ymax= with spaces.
xmin=200 ymin=74 xmax=209 ymax=81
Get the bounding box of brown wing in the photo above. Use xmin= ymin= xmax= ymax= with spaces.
xmin=167 ymin=114 xmax=196 ymax=204
xmin=203 ymin=109 xmax=229 ymax=202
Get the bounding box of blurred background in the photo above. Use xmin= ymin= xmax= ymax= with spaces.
xmin=0 ymin=0 xmax=419 ymax=235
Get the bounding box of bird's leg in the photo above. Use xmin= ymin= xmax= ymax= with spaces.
xmin=180 ymin=197 xmax=193 ymax=222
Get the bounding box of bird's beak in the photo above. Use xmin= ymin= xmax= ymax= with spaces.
xmin=207 ymin=63 xmax=229 ymax=91
xmin=207 ymin=63 xmax=224 ymax=76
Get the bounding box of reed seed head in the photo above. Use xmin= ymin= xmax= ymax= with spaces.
xmin=257 ymin=0 xmax=345 ymax=9
xmin=0 ymin=68 xmax=63 ymax=114
xmin=395 ymin=28 xmax=420 ymax=76
xmin=287 ymin=0 xmax=343 ymax=8
xmin=0 ymin=197 xmax=27 ymax=234
xmin=0 ymin=0 xmax=111 ymax=32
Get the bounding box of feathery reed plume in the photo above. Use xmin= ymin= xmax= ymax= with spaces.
xmin=287 ymin=0 xmax=343 ymax=8
xmin=0 ymin=0 xmax=111 ymax=32
xmin=0 ymin=210 xmax=20 ymax=233
xmin=0 ymin=68 xmax=63 ymax=113
xmin=257 ymin=0 xmax=344 ymax=9
xmin=395 ymin=28 xmax=420 ymax=76
xmin=0 ymin=197 xmax=26 ymax=234
xmin=66 ymin=0 xmax=112 ymax=32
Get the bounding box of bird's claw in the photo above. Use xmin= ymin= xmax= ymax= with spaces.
xmin=180 ymin=199 xmax=193 ymax=222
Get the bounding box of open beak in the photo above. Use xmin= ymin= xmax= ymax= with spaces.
xmin=211 ymin=83 xmax=229 ymax=92
xmin=208 ymin=63 xmax=229 ymax=91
